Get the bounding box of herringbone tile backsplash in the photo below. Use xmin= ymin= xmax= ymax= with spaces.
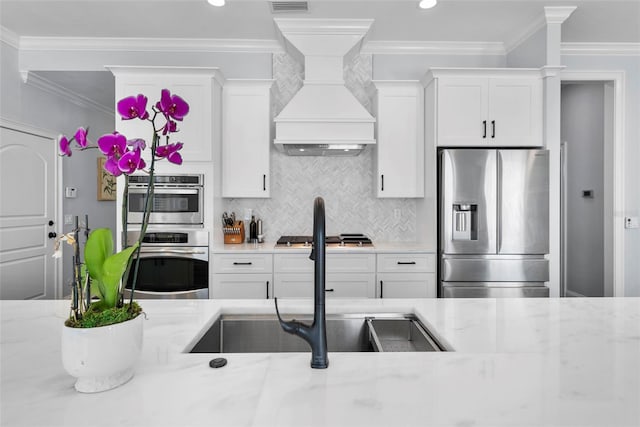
xmin=222 ymin=53 xmax=417 ymax=243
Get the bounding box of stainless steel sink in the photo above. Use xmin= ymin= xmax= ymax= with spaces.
xmin=189 ymin=313 xmax=447 ymax=353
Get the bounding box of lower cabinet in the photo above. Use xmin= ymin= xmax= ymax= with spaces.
xmin=210 ymin=251 xmax=436 ymax=299
xmin=376 ymin=253 xmax=436 ymax=298
xmin=273 ymin=253 xmax=376 ymax=298
xmin=211 ymin=253 xmax=273 ymax=299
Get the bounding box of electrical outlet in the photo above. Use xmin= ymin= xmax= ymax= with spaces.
xmin=64 ymin=214 xmax=73 ymax=225
xmin=244 ymin=208 xmax=252 ymax=221
xmin=625 ymin=216 xmax=639 ymax=229
xmin=394 ymin=209 xmax=401 ymax=220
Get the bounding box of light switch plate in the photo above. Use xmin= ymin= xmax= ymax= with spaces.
xmin=64 ymin=187 xmax=77 ymax=198
xmin=625 ymin=217 xmax=639 ymax=229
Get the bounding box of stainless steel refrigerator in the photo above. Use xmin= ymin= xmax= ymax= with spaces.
xmin=438 ymin=149 xmax=550 ymax=298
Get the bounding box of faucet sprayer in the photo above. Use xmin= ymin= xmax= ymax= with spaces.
xmin=274 ymin=197 xmax=329 ymax=369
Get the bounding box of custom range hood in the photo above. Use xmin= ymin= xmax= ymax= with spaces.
xmin=273 ymin=18 xmax=376 ymax=156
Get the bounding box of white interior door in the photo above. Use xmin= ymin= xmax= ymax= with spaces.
xmin=0 ymin=124 xmax=60 ymax=299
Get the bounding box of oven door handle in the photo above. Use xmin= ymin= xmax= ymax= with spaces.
xmin=138 ymin=248 xmax=208 ymax=255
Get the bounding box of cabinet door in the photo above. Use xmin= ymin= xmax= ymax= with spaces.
xmin=376 ymin=253 xmax=435 ymax=273
xmin=274 ymin=273 xmax=376 ymax=298
xmin=212 ymin=254 xmax=273 ymax=273
xmin=211 ymin=273 xmax=272 ymax=299
xmin=377 ymin=273 xmax=436 ymax=298
xmin=375 ymin=82 xmax=424 ymax=198
xmin=114 ymin=73 xmax=215 ymax=162
xmin=489 ymin=78 xmax=542 ymax=147
xmin=436 ymin=77 xmax=488 ymax=146
xmin=222 ymin=81 xmax=272 ymax=198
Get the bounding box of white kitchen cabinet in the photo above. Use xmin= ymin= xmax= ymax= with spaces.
xmin=109 ymin=66 xmax=224 ymax=163
xmin=211 ymin=253 xmax=273 ymax=299
xmin=222 ymin=80 xmax=273 ymax=198
xmin=376 ymin=253 xmax=436 ymax=298
xmin=211 ymin=273 xmax=272 ymax=299
xmin=424 ymin=68 xmax=542 ymax=147
xmin=273 ymin=253 xmax=376 ymax=298
xmin=373 ymin=81 xmax=424 ymax=198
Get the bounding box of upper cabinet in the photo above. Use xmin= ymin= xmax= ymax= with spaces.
xmin=424 ymin=68 xmax=543 ymax=147
xmin=373 ymin=81 xmax=425 ymax=198
xmin=222 ymin=80 xmax=273 ymax=198
xmin=109 ymin=66 xmax=224 ymax=164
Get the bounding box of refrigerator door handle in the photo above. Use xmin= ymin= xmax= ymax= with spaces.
xmin=497 ymin=152 xmax=503 ymax=253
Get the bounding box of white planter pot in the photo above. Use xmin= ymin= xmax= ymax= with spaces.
xmin=61 ymin=314 xmax=143 ymax=393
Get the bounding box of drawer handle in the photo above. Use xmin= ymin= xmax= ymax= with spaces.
xmin=325 ymin=288 xmax=335 ymax=292
xmin=397 ymin=261 xmax=416 ymax=265
xmin=233 ymin=262 xmax=253 ymax=266
xmin=380 ymin=280 xmax=384 ymax=298
xmin=266 ymin=281 xmax=269 ymax=299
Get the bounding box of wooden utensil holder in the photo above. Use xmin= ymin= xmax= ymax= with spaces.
xmin=223 ymin=221 xmax=245 ymax=244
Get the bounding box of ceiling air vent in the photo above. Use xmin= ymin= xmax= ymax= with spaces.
xmin=269 ymin=1 xmax=309 ymax=13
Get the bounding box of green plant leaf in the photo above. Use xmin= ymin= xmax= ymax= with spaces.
xmin=84 ymin=228 xmax=139 ymax=308
xmin=100 ymin=243 xmax=139 ymax=308
xmin=84 ymin=228 xmax=112 ymax=281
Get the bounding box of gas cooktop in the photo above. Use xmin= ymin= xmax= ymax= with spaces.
xmin=276 ymin=234 xmax=373 ymax=248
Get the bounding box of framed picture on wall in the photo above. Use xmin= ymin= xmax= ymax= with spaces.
xmin=97 ymin=157 xmax=116 ymax=201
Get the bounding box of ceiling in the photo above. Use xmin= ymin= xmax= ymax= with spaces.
xmin=2 ymin=0 xmax=639 ymax=112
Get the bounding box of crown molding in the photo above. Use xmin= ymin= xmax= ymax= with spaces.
xmin=18 ymin=36 xmax=284 ymax=54
xmin=21 ymin=71 xmax=114 ymax=117
xmin=544 ymin=6 xmax=577 ymax=25
xmin=0 ymin=26 xmax=20 ymax=49
xmin=561 ymin=42 xmax=640 ymax=56
xmin=361 ymin=40 xmax=505 ymax=56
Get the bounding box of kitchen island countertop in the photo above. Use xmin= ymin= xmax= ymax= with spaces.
xmin=2 ymin=297 xmax=639 ymax=427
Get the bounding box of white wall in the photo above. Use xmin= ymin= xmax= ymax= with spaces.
xmin=1 ymin=41 xmax=116 ymax=296
xmin=562 ymin=55 xmax=640 ymax=297
xmin=561 ymin=83 xmax=605 ymax=297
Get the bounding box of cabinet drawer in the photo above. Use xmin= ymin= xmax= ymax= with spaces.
xmin=377 ymin=273 xmax=436 ymax=298
xmin=376 ymin=253 xmax=435 ymax=273
xmin=273 ymin=273 xmax=376 ymax=298
xmin=274 ymin=253 xmax=375 ymax=273
xmin=212 ymin=254 xmax=273 ymax=273
xmin=211 ymin=273 xmax=272 ymax=299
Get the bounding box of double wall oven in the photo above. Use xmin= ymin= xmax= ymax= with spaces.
xmin=124 ymin=174 xmax=209 ymax=299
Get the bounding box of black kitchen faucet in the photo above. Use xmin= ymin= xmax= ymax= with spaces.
xmin=274 ymin=197 xmax=329 ymax=369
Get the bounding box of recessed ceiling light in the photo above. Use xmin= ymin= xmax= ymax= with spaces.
xmin=419 ymin=0 xmax=437 ymax=9
xmin=207 ymin=0 xmax=225 ymax=6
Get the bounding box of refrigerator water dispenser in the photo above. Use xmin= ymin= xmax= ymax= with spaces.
xmin=452 ymin=203 xmax=477 ymax=241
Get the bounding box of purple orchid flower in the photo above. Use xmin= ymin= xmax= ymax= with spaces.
xmin=74 ymin=127 xmax=88 ymax=148
xmin=58 ymin=135 xmax=72 ymax=157
xmin=117 ymin=94 xmax=149 ymax=121
xmin=118 ymin=149 xmax=146 ymax=175
xmin=156 ymin=89 xmax=189 ymax=121
xmin=161 ymin=119 xmax=177 ymax=135
xmin=127 ymin=138 xmax=146 ymax=151
xmin=103 ymin=156 xmax=122 ymax=176
xmin=155 ymin=142 xmax=183 ymax=165
xmin=97 ymin=132 xmax=127 ymax=158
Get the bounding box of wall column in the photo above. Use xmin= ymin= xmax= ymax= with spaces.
xmin=542 ymin=6 xmax=576 ymax=297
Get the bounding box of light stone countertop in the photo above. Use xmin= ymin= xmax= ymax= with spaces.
xmin=2 ymin=298 xmax=640 ymax=427
xmin=210 ymin=241 xmax=434 ymax=254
